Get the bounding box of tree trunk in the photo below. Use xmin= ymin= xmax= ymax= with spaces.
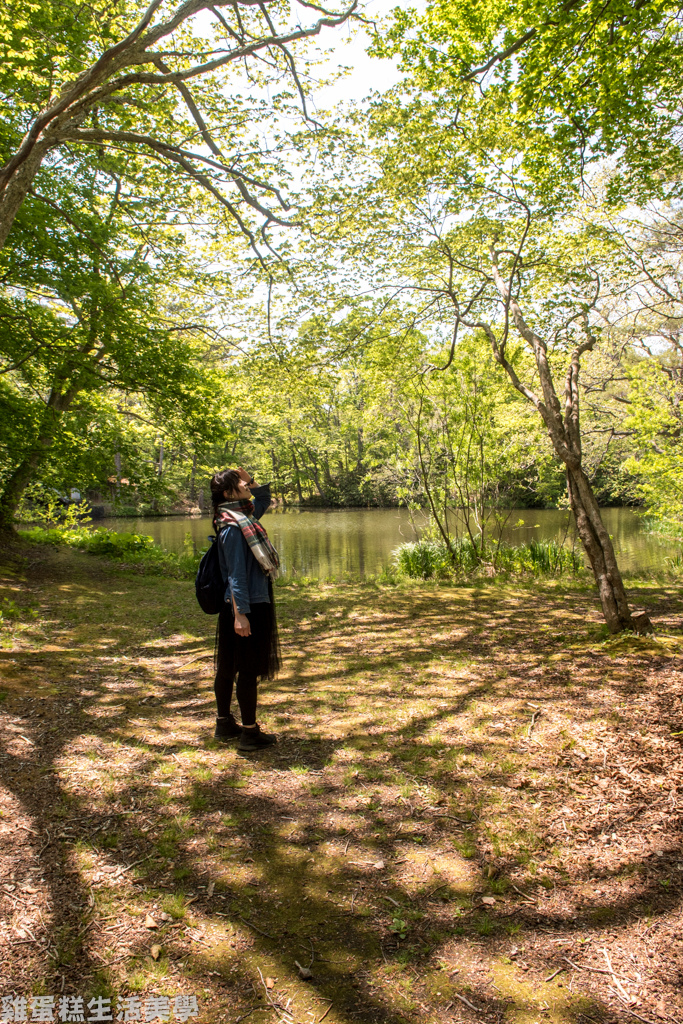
xmin=0 ymin=450 xmax=49 ymax=534
xmin=271 ymin=450 xmax=286 ymax=505
xmin=114 ymin=452 xmax=122 ymax=498
xmin=0 ymin=142 xmax=51 ymax=250
xmin=189 ymin=450 xmax=197 ymax=501
xmin=356 ymin=426 xmax=364 ymax=474
xmin=0 ymin=390 xmax=74 ymax=533
xmin=486 ymin=257 xmax=651 ymax=633
xmin=307 ymin=456 xmax=328 ymax=502
xmin=290 ymin=447 xmax=304 ymax=504
xmin=566 ymin=466 xmax=634 ymax=632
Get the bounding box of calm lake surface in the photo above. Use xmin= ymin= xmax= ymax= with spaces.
xmin=101 ymin=506 xmax=680 ymax=579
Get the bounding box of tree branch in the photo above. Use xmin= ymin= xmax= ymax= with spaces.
xmin=0 ymin=0 xmax=170 ymax=189
xmin=461 ymin=0 xmax=584 ymax=81
xmin=0 ymin=0 xmax=358 ymax=203
xmin=61 ymin=128 xmax=295 ymax=239
xmin=463 ymin=27 xmax=538 ymax=81
xmin=564 ymin=315 xmax=596 ymax=459
xmin=26 ymin=189 xmax=126 ymax=294
xmin=490 ymin=247 xmax=564 ymax=423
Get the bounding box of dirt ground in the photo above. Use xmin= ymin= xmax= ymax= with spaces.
xmin=0 ymin=542 xmax=682 ymax=1024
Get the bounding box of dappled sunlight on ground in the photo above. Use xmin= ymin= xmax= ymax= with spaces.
xmin=0 ymin=544 xmax=682 ymax=1023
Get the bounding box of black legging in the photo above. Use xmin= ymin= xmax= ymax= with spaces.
xmin=214 ymin=608 xmax=258 ymax=724
xmin=214 ymin=668 xmax=258 ymax=725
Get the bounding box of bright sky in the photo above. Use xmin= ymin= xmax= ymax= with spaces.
xmin=300 ymin=0 xmax=420 ymax=110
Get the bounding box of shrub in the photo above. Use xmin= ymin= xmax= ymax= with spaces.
xmin=393 ymin=536 xmax=485 ymax=579
xmin=393 ymin=537 xmax=584 ymax=579
xmin=494 ymin=539 xmax=583 ymax=575
xmin=665 ymin=551 xmax=683 ymax=574
xmin=19 ymin=526 xmax=200 ymax=579
xmin=17 ymin=494 xmax=92 ymax=530
xmin=393 ymin=540 xmax=452 ymax=579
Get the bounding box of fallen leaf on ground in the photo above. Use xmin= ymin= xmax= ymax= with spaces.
xmin=481 ymin=896 xmax=496 ymax=906
xmin=265 ymin=977 xmax=275 ymax=989
xmin=151 ymin=944 xmax=161 ymax=960
xmin=144 ymin=914 xmax=158 ymax=929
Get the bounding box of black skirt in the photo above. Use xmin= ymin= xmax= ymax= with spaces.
xmin=215 ymin=578 xmax=281 ymax=681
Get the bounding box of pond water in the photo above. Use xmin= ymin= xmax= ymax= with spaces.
xmin=100 ymin=506 xmax=680 ymax=579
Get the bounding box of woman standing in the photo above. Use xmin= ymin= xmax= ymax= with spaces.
xmin=210 ymin=466 xmax=281 ymax=751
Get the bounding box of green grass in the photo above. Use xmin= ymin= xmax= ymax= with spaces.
xmin=665 ymin=551 xmax=683 ymax=572
xmin=393 ymin=536 xmax=584 ymax=579
xmin=18 ymin=524 xmax=199 ymax=578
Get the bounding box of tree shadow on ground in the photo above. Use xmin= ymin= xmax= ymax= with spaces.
xmin=0 ymin=543 xmax=681 ymax=1023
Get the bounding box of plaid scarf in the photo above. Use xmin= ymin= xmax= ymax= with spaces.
xmin=215 ymin=499 xmax=280 ymax=579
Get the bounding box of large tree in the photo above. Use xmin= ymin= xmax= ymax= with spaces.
xmin=288 ymin=73 xmax=644 ymax=627
xmin=0 ymin=0 xmax=358 ymax=254
xmin=319 ymin=0 xmax=679 ymax=631
xmin=351 ymin=164 xmax=644 ymax=631
xmin=0 ymin=150 xmax=226 ymax=532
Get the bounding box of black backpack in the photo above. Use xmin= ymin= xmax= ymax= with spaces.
xmin=195 ymin=534 xmax=225 ymax=614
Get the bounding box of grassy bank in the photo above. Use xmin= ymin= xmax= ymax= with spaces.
xmin=18 ymin=525 xmax=200 ymax=579
xmin=20 ymin=524 xmax=682 ymax=586
xmin=1 ymin=540 xmax=682 ymax=1024
xmin=17 ymin=526 xmax=589 ymax=584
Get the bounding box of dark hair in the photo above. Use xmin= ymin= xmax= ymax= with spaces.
xmin=210 ymin=469 xmax=241 ymax=507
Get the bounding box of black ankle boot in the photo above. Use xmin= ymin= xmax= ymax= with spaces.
xmin=238 ymin=724 xmax=277 ymax=751
xmin=215 ymin=714 xmax=241 ymax=741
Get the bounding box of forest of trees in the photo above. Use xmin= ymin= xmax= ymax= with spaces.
xmin=1 ymin=0 xmax=683 ymax=622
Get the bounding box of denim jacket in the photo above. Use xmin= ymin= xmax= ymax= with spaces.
xmin=216 ymin=484 xmax=272 ymax=614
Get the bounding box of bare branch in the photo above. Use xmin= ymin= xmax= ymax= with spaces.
xmin=61 ymin=128 xmax=294 ymax=230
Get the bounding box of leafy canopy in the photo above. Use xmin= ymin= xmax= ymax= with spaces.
xmin=375 ymin=0 xmax=683 ymax=200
